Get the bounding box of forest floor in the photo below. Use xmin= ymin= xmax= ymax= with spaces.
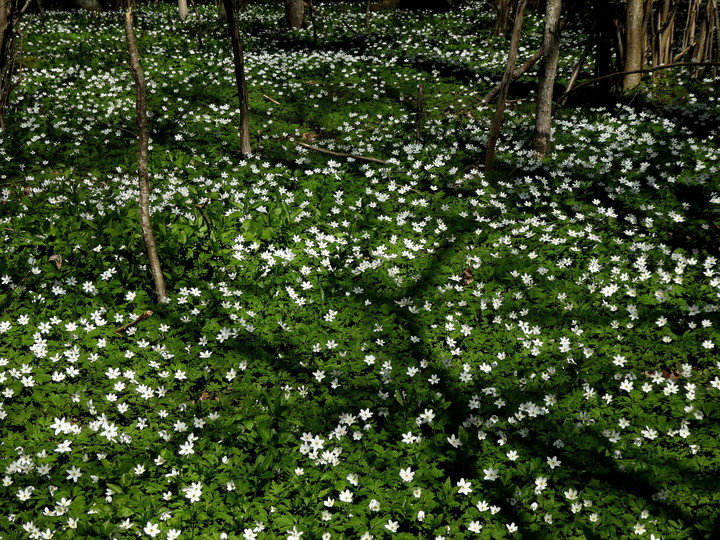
xmin=1 ymin=3 xmax=719 ymax=539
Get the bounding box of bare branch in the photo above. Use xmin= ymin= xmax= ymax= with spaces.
xmin=114 ymin=310 xmax=154 ymax=335
xmin=562 ymin=61 xmax=720 ymax=99
xmin=294 ymin=140 xmax=388 ymax=165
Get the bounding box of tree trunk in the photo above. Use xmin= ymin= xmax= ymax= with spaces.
xmin=415 ymin=83 xmax=424 ymax=143
xmin=485 ymin=0 xmax=528 ymax=171
xmin=593 ymin=5 xmax=619 ymax=94
xmin=482 ymin=45 xmax=545 ymax=104
xmin=309 ymin=0 xmax=318 ymax=45
xmin=651 ymin=0 xmax=676 ymax=80
xmin=221 ymin=0 xmax=251 ymax=154
xmin=0 ymin=0 xmax=13 ymax=129
xmin=124 ymin=8 xmax=168 ymax=304
xmin=558 ymin=25 xmax=594 ymax=107
xmin=493 ymin=0 xmax=512 ymax=36
xmin=624 ymin=0 xmax=644 ymax=89
xmin=285 ymin=0 xmax=305 ymax=29
xmin=0 ymin=0 xmax=15 ymax=84
xmin=179 ymin=0 xmax=188 ymax=21
xmin=533 ymin=0 xmax=562 ymax=156
xmin=1 ymin=0 xmax=30 ymax=130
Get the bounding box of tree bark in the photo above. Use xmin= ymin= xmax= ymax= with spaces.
xmin=493 ymin=0 xmax=512 ymax=36
xmin=309 ymin=0 xmax=317 ymax=45
xmin=285 ymin=0 xmax=304 ymax=29
xmin=533 ymin=0 xmax=562 ymax=156
xmin=624 ymin=0 xmax=645 ymax=89
xmin=482 ymin=45 xmax=545 ymax=104
xmin=485 ymin=0 xmax=528 ymax=171
xmin=650 ymin=0 xmax=676 ymax=81
xmin=563 ymin=60 xmax=720 ymax=97
xmin=178 ymin=0 xmax=188 ymax=21
xmin=0 ymin=0 xmax=15 ymax=129
xmin=124 ymin=8 xmax=168 ymax=304
xmin=293 ymin=141 xmax=388 ymax=165
xmin=221 ymin=0 xmax=251 ymax=154
xmin=0 ymin=0 xmax=15 ymax=69
xmin=415 ymin=83 xmax=424 ymax=143
xmin=558 ymin=26 xmax=594 ymax=107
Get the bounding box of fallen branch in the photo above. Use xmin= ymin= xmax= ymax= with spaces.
xmin=0 ymin=268 xmax=31 ymax=316
xmin=482 ymin=44 xmax=544 ymax=104
xmin=485 ymin=0 xmax=528 ymax=171
xmin=114 ymin=310 xmax=154 ymax=334
xmin=293 ymin=140 xmax=388 ymax=165
xmin=262 ymin=93 xmax=280 ymax=105
xmin=194 ymin=199 xmax=213 ymax=235
xmin=564 ymin=61 xmax=720 ymax=97
xmin=341 ymin=19 xmax=358 ymax=35
xmin=415 ymin=83 xmax=424 ymax=143
xmin=481 ymin=16 xmax=570 ymax=105
xmin=558 ymin=25 xmax=595 ymax=108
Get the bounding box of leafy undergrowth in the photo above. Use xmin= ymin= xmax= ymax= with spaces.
xmin=1 ymin=3 xmax=719 ymax=540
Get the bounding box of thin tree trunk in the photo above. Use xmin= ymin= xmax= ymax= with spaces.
xmin=485 ymin=0 xmax=527 ymax=171
xmin=713 ymin=0 xmax=720 ymax=77
xmin=221 ymin=0 xmax=251 ymax=154
xmin=682 ymin=0 xmax=698 ymax=54
xmin=558 ymin=27 xmax=594 ymax=107
xmin=0 ymin=0 xmax=16 ymax=129
xmin=592 ymin=6 xmax=619 ymax=94
xmin=309 ymin=0 xmax=317 ymax=46
xmin=189 ymin=0 xmax=203 ymax=48
xmin=178 ymin=0 xmax=188 ymax=20
xmin=563 ymin=60 xmax=720 ymax=97
xmin=483 ymin=13 xmax=572 ymax=104
xmin=482 ymin=44 xmax=545 ymax=104
xmin=652 ymin=0 xmax=676 ymax=81
xmin=0 ymin=0 xmax=14 ymax=68
xmin=285 ymin=0 xmax=304 ymax=28
xmin=624 ymin=0 xmax=645 ymax=89
xmin=415 ymin=83 xmax=424 ymax=143
xmin=533 ymin=0 xmax=562 ymax=156
xmin=124 ymin=8 xmax=167 ymax=304
xmin=692 ymin=0 xmax=719 ymax=77
xmin=493 ymin=0 xmax=512 ymax=36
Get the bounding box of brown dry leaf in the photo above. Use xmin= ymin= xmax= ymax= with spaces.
xmin=462 ymin=268 xmax=473 ymax=285
xmin=644 ymin=369 xmax=680 ymax=380
xmin=48 ymin=254 xmax=63 ymax=270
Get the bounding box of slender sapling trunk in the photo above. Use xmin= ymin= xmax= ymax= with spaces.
xmin=485 ymin=0 xmax=528 ymax=171
xmin=124 ymin=8 xmax=168 ymax=304
xmin=221 ymin=0 xmax=251 ymax=154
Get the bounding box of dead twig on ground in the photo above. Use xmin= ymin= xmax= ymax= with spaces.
xmin=293 ymin=140 xmax=388 ymax=165
xmin=114 ymin=310 xmax=154 ymax=335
